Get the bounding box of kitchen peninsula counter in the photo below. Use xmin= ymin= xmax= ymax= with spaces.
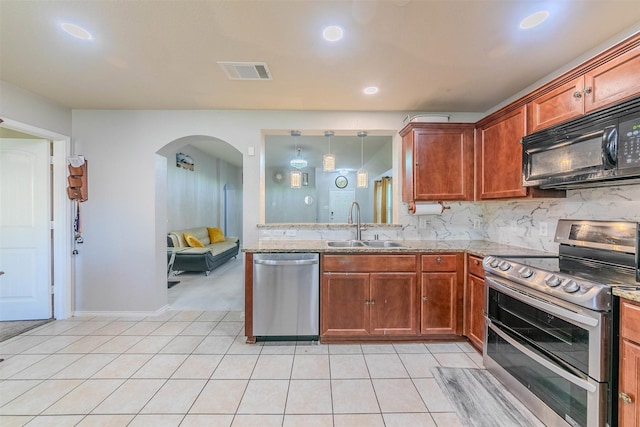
xmin=242 ymin=239 xmax=553 ymax=258
xmin=243 ymin=239 xmax=553 ymax=344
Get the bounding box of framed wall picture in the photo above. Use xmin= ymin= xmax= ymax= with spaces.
xmin=176 ymin=152 xmax=194 ymax=171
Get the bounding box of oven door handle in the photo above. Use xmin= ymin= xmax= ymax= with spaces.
xmin=487 ymin=277 xmax=599 ymax=328
xmin=488 ymin=321 xmax=597 ymax=393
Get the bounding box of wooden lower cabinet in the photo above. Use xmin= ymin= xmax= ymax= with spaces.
xmin=320 ymin=252 xmax=465 ymax=341
xmin=320 ymin=254 xmax=419 ymax=339
xmin=619 ymin=338 xmax=640 ymax=426
xmin=321 ymin=273 xmax=369 ymax=336
xmin=619 ymin=298 xmax=640 ymax=426
xmin=369 ymin=273 xmax=419 ymax=335
xmin=420 ymin=253 xmax=464 ymax=336
xmin=465 ymin=255 xmax=485 ymax=351
xmin=421 ymin=272 xmax=458 ymax=334
xmin=466 ymin=274 xmax=485 ymax=348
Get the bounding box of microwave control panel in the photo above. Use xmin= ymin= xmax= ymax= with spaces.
xmin=619 ymin=116 xmax=640 ymax=169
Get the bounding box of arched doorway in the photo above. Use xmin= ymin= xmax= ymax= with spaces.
xmin=157 ymin=135 xmax=244 ymax=310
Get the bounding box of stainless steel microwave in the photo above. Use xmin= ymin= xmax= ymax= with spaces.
xmin=522 ymin=96 xmax=640 ymax=189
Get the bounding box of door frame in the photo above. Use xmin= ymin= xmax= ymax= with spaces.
xmin=1 ymin=118 xmax=73 ymax=319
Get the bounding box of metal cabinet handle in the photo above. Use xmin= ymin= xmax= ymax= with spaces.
xmin=422 ymin=296 xmax=428 ymax=302
xmin=474 ymin=260 xmax=480 ymax=265
xmin=573 ymin=91 xmax=582 ymax=99
xmin=365 ymin=300 xmax=370 ymax=306
xmin=583 ymin=86 xmax=592 ymax=95
xmin=370 ymin=300 xmax=375 ymax=305
xmin=0 ymin=271 xmax=4 ymax=276
xmin=436 ymin=257 xmax=442 ymax=264
xmin=620 ymin=392 xmax=633 ymax=404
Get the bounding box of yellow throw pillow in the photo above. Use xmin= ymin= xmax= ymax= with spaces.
xmin=207 ymin=227 xmax=225 ymax=243
xmin=184 ymin=232 xmax=204 ymax=248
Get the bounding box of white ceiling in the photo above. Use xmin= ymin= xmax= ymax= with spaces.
xmin=3 ymin=1 xmax=640 ymax=168
xmin=2 ymin=1 xmax=640 ymax=114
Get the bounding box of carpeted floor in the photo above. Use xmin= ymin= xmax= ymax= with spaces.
xmin=432 ymin=367 xmax=546 ymax=427
xmin=0 ymin=319 xmax=53 ymax=343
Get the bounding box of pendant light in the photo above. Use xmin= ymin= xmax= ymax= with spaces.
xmin=357 ymin=131 xmax=368 ymax=188
xmin=290 ymin=130 xmax=304 ymax=188
xmin=323 ymin=130 xmax=336 ymax=172
xmin=289 ymin=130 xmax=307 ymax=170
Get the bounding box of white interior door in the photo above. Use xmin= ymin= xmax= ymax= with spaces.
xmin=0 ymin=139 xmax=51 ymax=320
xmin=329 ymin=189 xmax=355 ymax=223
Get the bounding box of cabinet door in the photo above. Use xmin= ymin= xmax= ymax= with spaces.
xmin=321 ymin=273 xmax=369 ymax=337
xmin=619 ymin=338 xmax=640 ymax=426
xmin=369 ymin=272 xmax=419 ymax=335
xmin=585 ymin=44 xmax=640 ymax=113
xmin=466 ymin=275 xmax=485 ymax=350
xmin=476 ymin=106 xmax=528 ymax=200
xmin=401 ymin=131 xmax=415 ymax=203
xmin=527 ymin=76 xmax=585 ymax=133
xmin=412 ymin=125 xmax=474 ymax=201
xmin=421 ymin=272 xmax=458 ymax=335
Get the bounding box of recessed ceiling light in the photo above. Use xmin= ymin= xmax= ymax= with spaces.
xmin=363 ymin=86 xmax=379 ymax=95
xmin=60 ymin=22 xmax=93 ymax=40
xmin=519 ymin=10 xmax=549 ymax=30
xmin=323 ymin=25 xmax=344 ymax=42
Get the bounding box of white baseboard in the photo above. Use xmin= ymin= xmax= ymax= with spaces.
xmin=73 ymin=304 xmax=170 ymax=318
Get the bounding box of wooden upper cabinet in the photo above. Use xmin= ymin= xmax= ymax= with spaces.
xmin=475 ymin=106 xmax=528 ymax=200
xmin=584 ymin=43 xmax=640 ymax=113
xmin=400 ymin=123 xmax=474 ymax=202
xmin=527 ymin=40 xmax=640 ymax=134
xmin=527 ymin=76 xmax=585 ymax=133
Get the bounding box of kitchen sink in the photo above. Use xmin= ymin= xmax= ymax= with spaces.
xmin=362 ymin=241 xmax=407 ymax=248
xmin=326 ymin=240 xmax=366 ymax=247
xmin=326 ymin=240 xmax=407 ymax=248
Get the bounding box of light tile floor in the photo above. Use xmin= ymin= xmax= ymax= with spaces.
xmin=0 ymin=309 xmax=487 ymax=427
xmin=168 ymin=257 xmax=244 ymax=311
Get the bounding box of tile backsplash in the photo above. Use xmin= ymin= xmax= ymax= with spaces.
xmin=259 ymin=184 xmax=639 ymax=253
xmin=481 ymin=184 xmax=640 ymax=252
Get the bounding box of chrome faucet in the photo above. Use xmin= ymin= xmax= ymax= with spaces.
xmin=348 ymin=201 xmax=362 ymax=241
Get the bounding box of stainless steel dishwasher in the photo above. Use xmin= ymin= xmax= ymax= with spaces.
xmin=253 ymin=253 xmax=319 ymax=337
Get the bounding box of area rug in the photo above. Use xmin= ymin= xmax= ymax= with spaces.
xmin=0 ymin=319 xmax=52 ymax=343
xmin=431 ymin=367 xmax=545 ymax=427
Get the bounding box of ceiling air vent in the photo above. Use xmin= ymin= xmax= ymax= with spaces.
xmin=217 ymin=61 xmax=272 ymax=80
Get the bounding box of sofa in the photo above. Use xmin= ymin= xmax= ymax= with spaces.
xmin=167 ymin=227 xmax=240 ymax=275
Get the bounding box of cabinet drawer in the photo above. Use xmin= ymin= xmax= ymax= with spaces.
xmin=322 ymin=254 xmax=417 ymax=272
xmin=421 ymin=254 xmax=457 ymax=271
xmin=467 ymin=255 xmax=485 ymax=278
xmin=621 ymin=299 xmax=640 ymax=342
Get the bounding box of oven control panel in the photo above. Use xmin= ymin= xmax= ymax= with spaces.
xmin=483 ymin=256 xmax=612 ymax=311
xmin=619 ymin=115 xmax=640 ymax=169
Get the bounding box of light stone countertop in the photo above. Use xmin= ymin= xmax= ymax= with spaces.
xmin=613 ymin=288 xmax=640 ymax=303
xmin=256 ymin=223 xmax=402 ymax=229
xmin=242 ymin=239 xmax=553 ymax=258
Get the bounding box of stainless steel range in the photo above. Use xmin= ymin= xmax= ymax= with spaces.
xmin=483 ymin=219 xmax=639 ymax=427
